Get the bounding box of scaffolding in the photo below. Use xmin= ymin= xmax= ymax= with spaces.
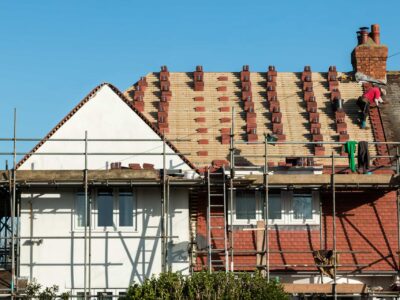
xmin=0 ymin=110 xmax=198 ymax=299
xmin=0 ymin=111 xmax=399 ymax=298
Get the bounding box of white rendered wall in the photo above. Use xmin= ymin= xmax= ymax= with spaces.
xmin=19 ymin=187 xmax=190 ymax=294
xmin=18 ymin=85 xmax=191 ymax=171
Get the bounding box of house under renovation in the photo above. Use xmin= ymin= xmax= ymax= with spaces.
xmin=1 ymin=24 xmax=400 ymax=298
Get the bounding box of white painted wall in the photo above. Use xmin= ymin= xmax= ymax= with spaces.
xmin=18 ymin=85 xmax=191 ymax=171
xmin=19 ymin=187 xmax=190 ymax=294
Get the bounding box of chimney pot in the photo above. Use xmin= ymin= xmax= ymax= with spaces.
xmin=196 ymin=65 xmax=203 ymax=72
xmin=371 ymin=24 xmax=380 ymax=45
xmin=268 ymin=65 xmax=275 ymax=71
xmin=359 ymin=27 xmax=369 ymax=44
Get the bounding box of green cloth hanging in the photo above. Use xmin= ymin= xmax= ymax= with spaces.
xmin=344 ymin=141 xmax=357 ymax=172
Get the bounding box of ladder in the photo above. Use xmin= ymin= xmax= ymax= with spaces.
xmin=206 ymin=166 xmax=229 ymax=272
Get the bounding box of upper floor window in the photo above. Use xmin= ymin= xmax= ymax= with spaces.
xmin=97 ymin=189 xmax=114 ymax=227
xmin=232 ymin=190 xmax=319 ymax=225
xmin=75 ymin=188 xmax=136 ymax=230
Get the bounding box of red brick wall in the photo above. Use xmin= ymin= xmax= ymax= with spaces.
xmin=352 ymin=45 xmax=388 ymax=80
xmin=194 ymin=190 xmax=398 ymax=273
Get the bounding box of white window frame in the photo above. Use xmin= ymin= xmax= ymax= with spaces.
xmin=288 ymin=191 xmax=320 ymax=225
xmin=74 ymin=188 xmax=137 ymax=232
xmin=231 ymin=190 xmax=262 ymax=225
xmin=230 ymin=190 xmax=319 ymax=226
xmin=73 ymin=190 xmax=93 ymax=231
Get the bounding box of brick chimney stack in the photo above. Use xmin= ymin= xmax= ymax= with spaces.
xmin=351 ymin=24 xmax=388 ymax=80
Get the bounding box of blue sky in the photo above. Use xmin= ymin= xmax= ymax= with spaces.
xmin=0 ymin=0 xmax=399 ymax=164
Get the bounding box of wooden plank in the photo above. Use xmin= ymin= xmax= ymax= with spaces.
xmin=283 ymin=283 xmax=368 ymax=294
xmin=256 ymin=220 xmax=266 ymax=273
xmin=0 ymin=169 xmax=159 ymax=182
xmin=240 ymin=174 xmax=399 ymax=186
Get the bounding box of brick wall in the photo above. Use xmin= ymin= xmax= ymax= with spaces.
xmin=194 ymin=190 xmax=398 ymax=273
xmin=352 ymin=45 xmax=388 ymax=80
xmin=351 ymin=25 xmax=388 ymax=80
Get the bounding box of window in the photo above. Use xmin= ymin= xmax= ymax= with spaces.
xmin=118 ymin=292 xmax=127 ymax=299
xmin=75 ymin=192 xmax=90 ymax=227
xmin=268 ymin=194 xmax=282 ymax=220
xmin=232 ymin=190 xmax=319 ymax=225
xmin=74 ymin=188 xmax=136 ymax=231
xmin=97 ymin=190 xmax=114 ymax=227
xmin=293 ymin=194 xmax=312 ymax=220
xmin=119 ymin=189 xmax=134 ymax=227
xmin=97 ymin=292 xmax=113 ymax=299
xmin=77 ymin=292 xmax=89 ymax=300
xmin=236 ymin=191 xmax=256 ymax=220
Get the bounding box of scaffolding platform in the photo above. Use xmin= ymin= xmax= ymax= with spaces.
xmin=235 ymin=173 xmax=400 ymax=188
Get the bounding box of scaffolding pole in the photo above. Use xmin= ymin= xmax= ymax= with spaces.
xmin=161 ymin=136 xmax=167 ymax=272
xmin=166 ymin=177 xmax=170 ymax=272
xmin=331 ymin=152 xmax=337 ymax=300
xmin=397 ymin=145 xmax=400 ymax=273
xmin=11 ymin=109 xmax=16 ymax=299
xmin=229 ymin=107 xmax=235 ymax=272
xmin=264 ymin=136 xmax=270 ymax=282
xmin=84 ymin=131 xmax=88 ymax=300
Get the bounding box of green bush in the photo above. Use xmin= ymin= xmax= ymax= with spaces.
xmin=124 ymin=271 xmax=289 ymax=300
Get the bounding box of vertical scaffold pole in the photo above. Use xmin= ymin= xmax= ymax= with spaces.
xmin=229 ymin=107 xmax=235 ymax=272
xmin=166 ymin=177 xmax=170 ymax=272
xmin=86 ymin=131 xmax=92 ymax=298
xmin=161 ymin=136 xmax=166 ymax=272
xmin=331 ymin=152 xmax=337 ymax=300
xmin=264 ymin=135 xmax=270 ymax=282
xmin=83 ymin=131 xmax=88 ymax=300
xmin=397 ymin=189 xmax=400 ymax=272
xmin=11 ymin=109 xmax=16 ymax=299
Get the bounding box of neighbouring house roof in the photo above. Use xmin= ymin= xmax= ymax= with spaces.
xmin=17 ymin=83 xmax=197 ymax=170
xmin=123 ymin=70 xmax=382 ymax=169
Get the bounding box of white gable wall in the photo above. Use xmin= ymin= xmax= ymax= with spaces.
xmin=19 ymin=85 xmax=191 ymax=171
xmin=18 ymin=85 xmax=192 ymax=294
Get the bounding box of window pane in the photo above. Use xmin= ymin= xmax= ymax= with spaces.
xmin=97 ymin=292 xmax=113 ymax=300
xmin=76 ymin=193 xmax=89 ymax=227
xmin=98 ymin=190 xmax=113 ymax=226
xmin=236 ymin=191 xmax=256 ymax=219
xmin=119 ymin=191 xmax=133 ymax=227
xmin=77 ymin=292 xmax=89 ymax=300
xmin=268 ymin=195 xmax=282 ymax=219
xmin=293 ymin=195 xmax=312 ymax=219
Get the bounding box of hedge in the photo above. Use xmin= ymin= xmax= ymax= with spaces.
xmin=124 ymin=271 xmax=289 ymax=300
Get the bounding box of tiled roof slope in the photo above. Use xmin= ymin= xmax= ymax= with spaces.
xmin=381 ymin=72 xmax=400 ymax=143
xmin=124 ymin=71 xmax=377 ymax=168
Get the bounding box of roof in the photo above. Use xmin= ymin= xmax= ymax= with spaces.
xmin=124 ymin=70 xmax=379 ymax=169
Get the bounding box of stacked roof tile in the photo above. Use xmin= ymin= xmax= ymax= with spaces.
xmin=124 ymin=68 xmax=377 ymax=168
